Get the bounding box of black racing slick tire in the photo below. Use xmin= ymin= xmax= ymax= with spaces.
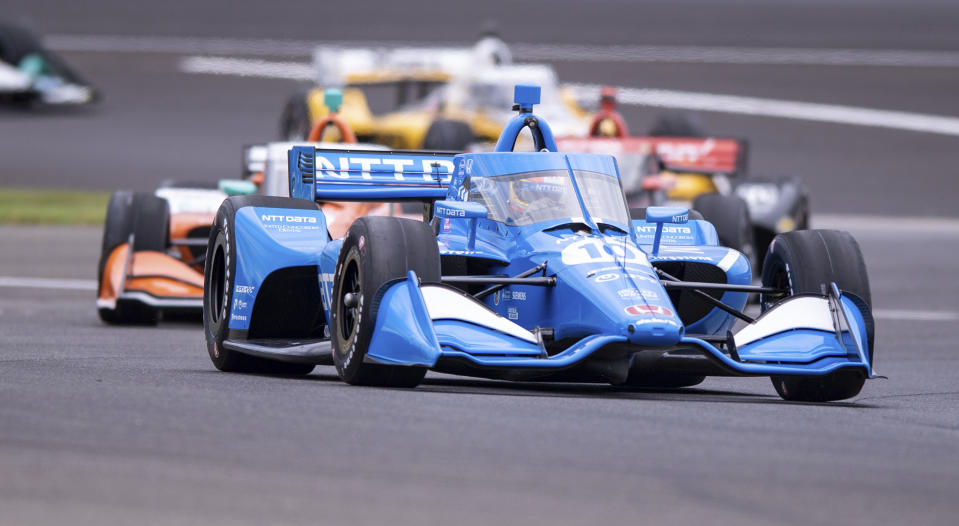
xmin=97 ymin=192 xmax=169 ymax=324
xmin=98 ymin=191 xmax=135 ymax=292
xmin=131 ymin=192 xmax=170 ymax=253
xmin=422 ymin=118 xmax=474 ymax=151
xmin=761 ymin=229 xmax=873 ymax=402
xmin=331 ymin=217 xmax=440 ymax=387
xmin=279 ymin=92 xmax=311 ymax=141
xmin=203 ymin=196 xmax=317 ymax=376
xmin=693 ymin=193 xmax=756 ymax=275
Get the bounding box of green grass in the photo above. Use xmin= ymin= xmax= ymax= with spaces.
xmin=0 ymin=187 xmax=110 ymax=225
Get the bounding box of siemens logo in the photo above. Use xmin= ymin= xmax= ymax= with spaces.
xmin=261 ymin=214 xmax=318 ymax=223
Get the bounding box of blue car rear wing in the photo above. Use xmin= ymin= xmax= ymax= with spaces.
xmin=289 ymin=146 xmax=457 ymax=202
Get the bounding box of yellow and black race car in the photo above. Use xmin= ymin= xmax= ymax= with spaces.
xmin=278 ymin=36 xmax=589 ymax=151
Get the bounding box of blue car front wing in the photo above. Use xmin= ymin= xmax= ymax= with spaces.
xmin=364 ymin=271 xmax=875 ymax=379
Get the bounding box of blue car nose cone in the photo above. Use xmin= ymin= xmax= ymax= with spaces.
xmin=627 ymin=318 xmax=684 ymax=346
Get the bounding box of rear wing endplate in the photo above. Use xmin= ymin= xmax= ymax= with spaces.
xmin=289 ymin=147 xmax=457 ymax=202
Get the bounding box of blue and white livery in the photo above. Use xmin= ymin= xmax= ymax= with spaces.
xmin=203 ymin=84 xmax=877 ymax=402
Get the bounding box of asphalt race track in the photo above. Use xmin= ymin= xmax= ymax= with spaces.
xmin=2 ymin=1 xmax=959 ymax=524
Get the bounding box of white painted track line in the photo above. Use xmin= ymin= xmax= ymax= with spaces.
xmin=46 ymin=34 xmax=959 ymax=68
xmin=180 ymin=56 xmax=313 ymax=80
xmin=569 ymin=83 xmax=959 ymax=137
xmin=43 ymin=32 xmax=959 ymax=136
xmin=1 ymin=275 xmax=955 ymax=323
xmin=0 ymin=276 xmax=97 ymax=291
xmin=873 ymin=310 xmax=959 ymax=322
xmin=813 ymin=214 xmax=959 ymax=235
xmin=174 ymin=55 xmax=959 ymax=137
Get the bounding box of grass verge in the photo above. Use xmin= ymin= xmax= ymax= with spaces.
xmin=0 ymin=187 xmax=109 ymax=225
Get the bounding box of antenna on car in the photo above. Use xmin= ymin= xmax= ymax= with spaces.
xmin=495 ymin=84 xmax=557 ymax=152
xmin=511 ymin=84 xmax=539 ymax=114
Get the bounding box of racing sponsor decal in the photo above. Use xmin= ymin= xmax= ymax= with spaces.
xmin=587 ymin=265 xmax=624 ymax=275
xmin=436 ymin=203 xmax=467 ymax=217
xmin=626 ymin=271 xmax=659 ymax=285
xmin=234 ymin=285 xmax=255 ymax=295
xmin=507 ymin=307 xmax=519 ymax=320
xmin=634 ymin=224 xmax=696 ymax=245
xmin=508 ymin=291 xmax=526 ymax=301
xmin=260 ymin=214 xmax=317 ymax=223
xmin=259 ymin=212 xmax=321 ymax=233
xmin=652 ymin=255 xmax=714 ymax=262
xmin=617 ymin=288 xmax=658 ymax=300
xmin=561 ymin=238 xmax=648 ymax=266
xmin=593 ymin=269 xmax=659 ymax=285
xmin=635 ymin=225 xmax=692 ymax=234
xmin=314 ymin=155 xmax=454 ymax=182
xmin=655 ymin=138 xmax=715 ymax=165
xmin=625 ymin=304 xmax=674 ymax=317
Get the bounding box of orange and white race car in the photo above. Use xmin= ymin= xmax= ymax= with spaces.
xmin=97 ymin=89 xmax=412 ymax=324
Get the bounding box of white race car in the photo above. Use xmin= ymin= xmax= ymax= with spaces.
xmin=0 ymin=22 xmax=98 ymax=106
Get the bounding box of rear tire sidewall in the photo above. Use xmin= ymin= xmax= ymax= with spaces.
xmin=280 ymin=92 xmax=311 ymax=141
xmin=422 ymin=119 xmax=474 ymax=151
xmin=693 ymin=192 xmax=755 ymax=274
xmin=131 ymin=193 xmax=170 ymax=253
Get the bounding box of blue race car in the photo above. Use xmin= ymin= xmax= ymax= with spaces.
xmin=202 ymin=85 xmax=877 ymax=402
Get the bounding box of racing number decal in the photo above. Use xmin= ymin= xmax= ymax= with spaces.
xmin=561 ymin=239 xmax=648 ymax=266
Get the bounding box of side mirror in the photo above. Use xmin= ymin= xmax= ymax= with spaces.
xmin=433 ymin=200 xmax=487 ymax=250
xmin=645 ymin=206 xmax=689 ymax=225
xmin=433 ymin=200 xmax=488 ymax=220
xmin=644 ymin=206 xmax=689 ymax=255
xmin=219 ymin=179 xmax=258 ymax=196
